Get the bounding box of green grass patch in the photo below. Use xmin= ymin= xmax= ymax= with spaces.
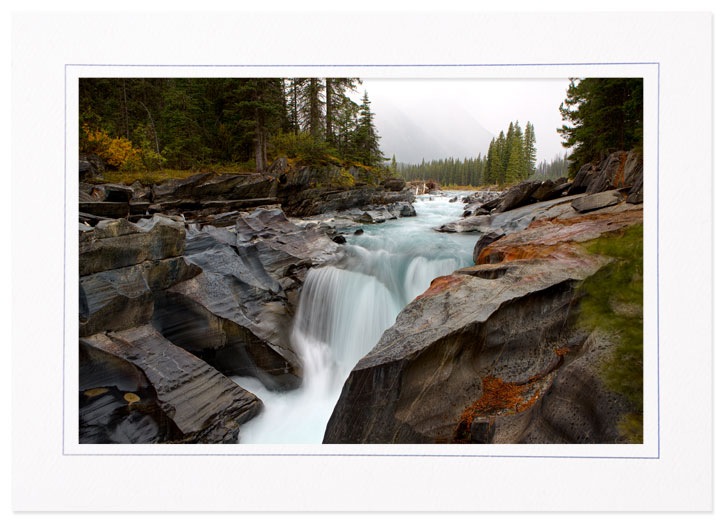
xmin=578 ymin=223 xmax=643 ymax=443
xmin=88 ymin=161 xmax=259 ymax=186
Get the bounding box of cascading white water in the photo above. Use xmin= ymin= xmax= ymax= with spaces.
xmin=233 ymin=193 xmax=478 ymax=443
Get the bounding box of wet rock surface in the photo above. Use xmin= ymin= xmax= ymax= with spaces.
xmin=152 ymin=207 xmax=344 ymax=391
xmin=78 ymin=200 xmax=356 ymax=442
xmin=324 ymin=199 xmax=643 ymax=444
xmin=80 ymin=163 xmax=415 ymax=227
xmin=79 ymin=215 xmax=186 ymax=276
xmin=80 ymin=325 xmax=261 ymax=443
xmin=571 ymin=189 xmax=624 ymax=213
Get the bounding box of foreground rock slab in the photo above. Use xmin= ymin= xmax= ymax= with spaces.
xmin=80 ymin=325 xmax=262 ymax=444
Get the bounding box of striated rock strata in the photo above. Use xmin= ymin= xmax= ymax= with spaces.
xmin=80 ymin=325 xmax=261 ymax=444
xmin=324 ymin=199 xmax=643 ymax=444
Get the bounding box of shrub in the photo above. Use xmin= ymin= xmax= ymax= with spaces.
xmin=577 ymin=224 xmax=643 ymax=443
xmin=269 ymin=131 xmax=337 ymax=166
xmin=331 ymin=168 xmax=355 ymax=188
xmin=81 ymin=124 xmax=165 ymax=171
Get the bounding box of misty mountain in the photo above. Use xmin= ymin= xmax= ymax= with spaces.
xmin=373 ymin=100 xmax=495 ymax=164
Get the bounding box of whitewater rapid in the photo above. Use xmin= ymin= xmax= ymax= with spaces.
xmin=233 ymin=193 xmax=478 ymax=443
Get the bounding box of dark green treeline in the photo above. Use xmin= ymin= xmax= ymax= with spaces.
xmin=531 ymin=153 xmax=569 ymax=181
xmin=558 ymin=78 xmax=643 ymax=176
xmin=397 ymin=155 xmax=485 ymax=187
xmin=79 ymin=78 xmax=384 ymax=170
xmin=397 ymin=121 xmax=536 ymax=186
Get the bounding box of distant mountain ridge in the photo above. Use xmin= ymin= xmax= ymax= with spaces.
xmin=374 ymin=99 xmax=495 ymax=164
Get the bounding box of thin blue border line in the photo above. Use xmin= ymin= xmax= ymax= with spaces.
xmin=65 ymin=62 xmax=660 ymax=459
xmin=67 ymin=62 xmax=659 ymax=67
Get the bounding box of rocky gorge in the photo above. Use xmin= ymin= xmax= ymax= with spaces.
xmin=78 ymin=150 xmax=644 ymax=445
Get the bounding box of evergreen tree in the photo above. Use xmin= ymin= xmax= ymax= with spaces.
xmin=495 ymin=131 xmax=506 ymax=185
xmin=558 ymin=77 xmax=643 ymax=175
xmin=334 ymin=97 xmax=360 ymax=159
xmin=325 ymin=78 xmax=361 ymax=144
xmin=533 ymin=152 xmax=569 ymax=181
xmin=231 ymin=78 xmax=287 ymax=171
xmin=390 ymin=154 xmax=399 ymax=176
xmin=523 ymin=122 xmax=537 ymax=178
xmin=505 ymin=134 xmax=524 ymax=183
xmin=354 ymin=91 xmax=384 ymax=166
xmin=286 ymin=78 xmax=302 ymax=134
xmin=300 ymin=78 xmax=324 ymax=138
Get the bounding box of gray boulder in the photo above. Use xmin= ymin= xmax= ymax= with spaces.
xmin=571 ymin=190 xmax=624 ymax=213
xmin=383 ymin=178 xmax=407 ymax=191
xmin=79 ymin=153 xmax=105 ymax=180
xmin=79 ymin=256 xmax=202 ymax=337
xmin=492 ymin=181 xmax=542 ymax=213
xmin=627 ymin=170 xmax=644 ymax=204
xmin=436 ymin=194 xmax=579 ymax=235
xmin=79 ymin=215 xmax=186 ymax=276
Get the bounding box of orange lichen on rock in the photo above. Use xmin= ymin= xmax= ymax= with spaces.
xmin=455 ymin=376 xmax=542 ymax=442
xmin=476 ymin=208 xmax=643 ymax=265
xmin=459 ymin=376 xmax=526 ymax=427
xmin=613 ymin=151 xmax=629 ymax=187
xmin=555 ymin=346 xmax=571 ymax=356
xmin=419 ymin=274 xmax=465 ymax=299
xmin=477 ymin=242 xmax=574 ymax=265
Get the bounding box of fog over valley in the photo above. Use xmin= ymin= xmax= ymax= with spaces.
xmin=358 ymin=78 xmax=573 ymax=165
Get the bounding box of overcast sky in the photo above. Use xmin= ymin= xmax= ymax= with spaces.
xmin=355 ymin=78 xmax=572 ymax=165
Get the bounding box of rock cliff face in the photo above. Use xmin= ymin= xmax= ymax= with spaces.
xmin=78 ymin=205 xmax=347 ymax=443
xmin=324 ymin=195 xmax=643 ymax=444
xmin=79 ymin=161 xmax=413 ymax=225
xmin=79 ymin=214 xmax=265 ymax=443
xmin=78 ymin=156 xmax=419 ymax=443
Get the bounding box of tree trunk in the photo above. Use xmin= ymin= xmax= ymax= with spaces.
xmin=139 ymin=101 xmax=160 ymax=154
xmin=309 ymin=78 xmax=321 ymax=137
xmin=326 ymin=79 xmax=333 ymax=141
xmin=292 ymin=80 xmax=299 ymax=134
xmin=121 ymin=79 xmax=130 ymax=139
xmin=255 ymin=108 xmax=265 ymax=172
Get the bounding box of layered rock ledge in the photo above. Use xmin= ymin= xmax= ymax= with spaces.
xmin=324 ymin=195 xmax=643 ymax=444
xmin=79 ymin=205 xmax=349 ymax=443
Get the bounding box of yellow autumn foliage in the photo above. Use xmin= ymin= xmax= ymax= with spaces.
xmin=81 ymin=124 xmax=144 ymax=171
xmin=332 ymin=168 xmax=355 ymax=188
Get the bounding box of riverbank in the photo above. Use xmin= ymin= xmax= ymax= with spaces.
xmin=78 ymin=149 xmax=644 ymax=444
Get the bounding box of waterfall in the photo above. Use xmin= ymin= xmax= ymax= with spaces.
xmin=292 ymin=266 xmax=399 ymax=388
xmin=233 ymin=194 xmax=478 ymax=443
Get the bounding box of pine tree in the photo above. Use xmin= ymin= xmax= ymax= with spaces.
xmin=495 ymin=132 xmax=506 ymax=185
xmin=325 ymin=78 xmax=361 ymax=144
xmin=390 ymin=154 xmax=399 ymax=176
xmin=354 ymin=91 xmax=383 ymax=166
xmin=558 ymin=78 xmax=643 ymax=175
xmin=505 ymin=134 xmax=524 ymax=183
xmin=287 ymin=78 xmax=302 ymax=134
xmin=231 ymin=78 xmax=287 ymax=171
xmin=523 ymin=122 xmax=537 ymax=178
xmin=300 ymin=78 xmax=324 ymax=138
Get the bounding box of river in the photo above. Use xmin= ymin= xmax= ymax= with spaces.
xmin=232 ymin=193 xmax=478 ymax=443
